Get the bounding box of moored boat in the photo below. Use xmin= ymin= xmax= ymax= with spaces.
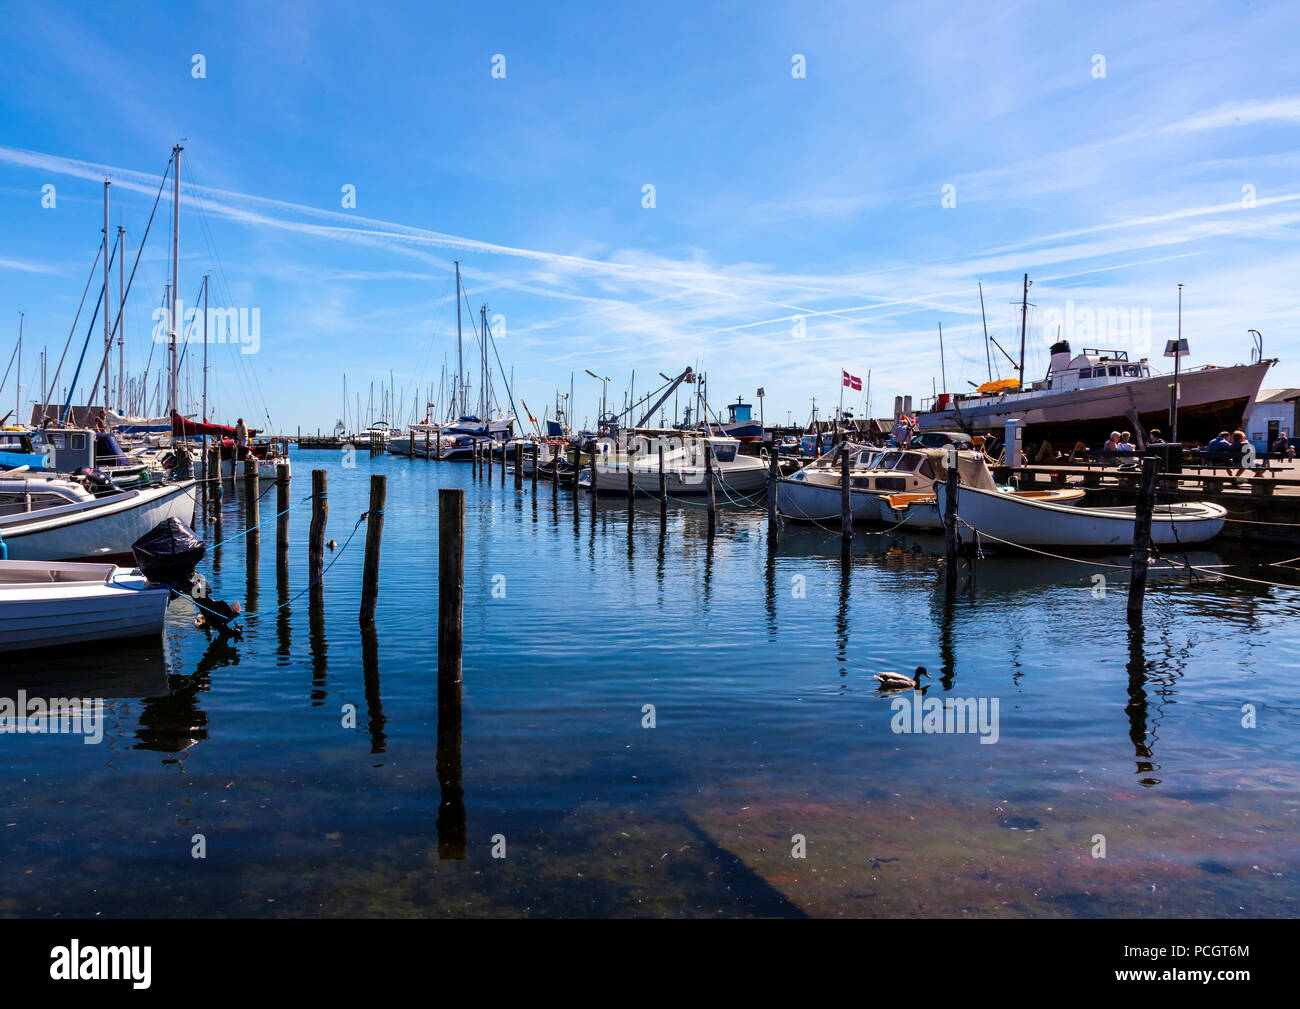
xmin=0 ymin=559 xmax=170 ymax=651
xmin=937 ymin=481 xmax=1227 ymax=547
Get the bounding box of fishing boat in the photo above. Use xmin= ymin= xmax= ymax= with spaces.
xmin=582 ymin=434 xmax=768 ymax=496
xmin=937 ymin=481 xmax=1227 ymax=547
xmin=919 ymin=339 xmax=1274 ymax=446
xmin=29 ymin=427 xmax=154 ymax=488
xmin=0 ymin=477 xmax=197 ymax=561
xmin=776 ymin=446 xmax=994 ymax=523
xmin=0 ymin=559 xmax=170 ymax=650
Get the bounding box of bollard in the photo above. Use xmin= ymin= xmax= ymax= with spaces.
xmin=359 ymin=474 xmax=387 ymax=627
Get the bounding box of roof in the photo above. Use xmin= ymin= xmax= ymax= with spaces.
xmin=1254 ymin=388 xmax=1300 ymax=404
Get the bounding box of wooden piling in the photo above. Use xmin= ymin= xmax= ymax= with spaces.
xmin=500 ymin=440 xmax=506 ymax=481
xmin=840 ymin=443 xmax=852 ymax=547
xmin=309 ymin=469 xmax=327 ymax=593
xmin=424 ymin=429 xmax=430 ymax=459
xmin=944 ymin=453 xmax=959 ymax=590
xmin=531 ymin=442 xmax=538 ymax=492
xmin=244 ymin=458 xmax=260 ymax=549
xmin=438 ymin=487 xmax=465 ymax=692
xmin=1127 ymin=455 xmax=1159 ymax=622
xmin=487 ymin=442 xmax=493 ymax=485
xmin=359 ymin=474 xmax=387 ymax=627
xmin=276 ymin=462 xmax=290 ymax=573
xmin=626 ymin=443 xmax=636 ymax=509
xmin=658 ymin=444 xmax=667 ymax=516
xmin=589 ymin=441 xmax=599 ymax=504
xmin=768 ymin=444 xmax=779 ymax=535
xmin=705 ymin=439 xmax=716 ymax=533
xmin=514 ymin=441 xmax=523 ymax=490
xmin=570 ymin=444 xmax=580 ymax=495
xmin=435 ymin=428 xmax=442 ymax=461
xmin=409 ymin=430 xmax=415 ymax=458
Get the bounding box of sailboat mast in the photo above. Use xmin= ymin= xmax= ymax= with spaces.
xmin=1017 ymin=272 xmax=1029 ymax=388
xmin=979 ymin=282 xmax=992 ymax=382
xmin=169 ymin=145 xmax=182 ymax=420
xmin=102 ymin=178 xmax=112 ymax=410
xmin=15 ymin=312 xmax=22 ymax=421
xmin=938 ymin=321 xmax=947 ymax=394
xmin=202 ymin=274 xmax=209 ymax=421
xmin=479 ymin=305 xmax=487 ymax=421
xmin=117 ymin=225 xmax=125 ymax=411
xmin=455 ymin=261 xmax=464 ymax=417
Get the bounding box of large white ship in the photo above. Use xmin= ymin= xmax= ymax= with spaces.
xmin=917 ymin=340 xmax=1274 ymax=445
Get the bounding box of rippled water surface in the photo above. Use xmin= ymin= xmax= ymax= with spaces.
xmin=2 ymin=449 xmax=1298 ymax=917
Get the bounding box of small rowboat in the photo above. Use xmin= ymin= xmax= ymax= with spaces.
xmin=0 ymin=560 xmax=170 ymax=651
xmin=937 ymin=482 xmax=1227 ymax=547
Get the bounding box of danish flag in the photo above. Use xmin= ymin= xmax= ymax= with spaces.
xmin=842 ymin=370 xmax=862 ymax=391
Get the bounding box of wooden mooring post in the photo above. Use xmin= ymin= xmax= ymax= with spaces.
xmin=438 ymin=487 xmax=464 ymax=698
xmin=514 ymin=442 xmax=523 ymax=490
xmin=658 ymin=444 xmax=667 ymax=517
xmin=500 ymin=440 xmax=506 ymax=481
xmin=244 ymin=458 xmax=260 ymax=549
xmin=359 ymin=473 xmax=387 ymax=627
xmin=943 ymin=453 xmax=959 ymax=591
xmin=424 ymin=429 xmax=431 ymax=459
xmin=840 ymin=443 xmax=852 ymax=548
xmin=626 ymin=444 xmax=636 ymax=509
xmin=435 ymin=428 xmax=443 ymax=461
xmin=436 ymin=486 xmax=466 ymax=859
xmin=768 ymin=444 xmax=779 ymax=536
xmin=486 ymin=442 xmax=493 ymax=485
xmin=589 ymin=441 xmax=599 ymax=505
xmin=705 ymin=440 xmax=716 ymax=533
xmin=276 ymin=462 xmax=290 ymax=573
xmin=1127 ymin=455 xmax=1160 ymax=622
xmin=531 ymin=442 xmax=538 ymax=492
xmin=309 ymin=469 xmax=327 ymax=597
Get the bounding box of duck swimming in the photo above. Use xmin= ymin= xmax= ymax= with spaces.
xmin=874 ymin=666 xmax=929 ymax=689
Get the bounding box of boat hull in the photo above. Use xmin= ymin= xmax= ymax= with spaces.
xmin=939 ymin=483 xmax=1226 ymax=547
xmin=918 ymin=360 xmax=1272 ymax=445
xmin=775 ymin=476 xmax=883 ymax=523
xmin=0 ymin=481 xmax=198 ymax=562
xmin=591 ymin=460 xmax=769 ymax=497
xmin=0 ymin=562 xmax=170 ymax=650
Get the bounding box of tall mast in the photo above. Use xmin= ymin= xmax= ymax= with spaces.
xmin=479 ymin=304 xmax=487 ymax=420
xmin=1017 ymin=273 xmax=1029 ymax=388
xmin=979 ymin=281 xmax=992 ymax=382
xmin=169 ymin=145 xmax=182 ymax=420
xmin=117 ymin=225 xmax=125 ymax=411
xmin=202 ymin=274 xmax=209 ymax=421
xmin=15 ymin=312 xmax=22 ymax=421
xmin=103 ymin=178 xmax=111 ymax=410
xmin=938 ymin=321 xmax=947 ymax=394
xmin=454 ymin=261 xmax=464 ymax=416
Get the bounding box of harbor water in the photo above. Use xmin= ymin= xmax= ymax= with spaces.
xmin=2 ymin=448 xmax=1297 ymax=917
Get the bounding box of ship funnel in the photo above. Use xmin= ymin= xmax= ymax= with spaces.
xmin=1048 ymin=339 xmax=1072 ymax=376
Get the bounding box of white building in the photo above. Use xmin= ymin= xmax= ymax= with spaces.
xmin=1243 ymin=388 xmax=1300 ymax=451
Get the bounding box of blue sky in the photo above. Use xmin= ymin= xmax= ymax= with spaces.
xmin=1 ymin=0 xmax=1298 ymax=433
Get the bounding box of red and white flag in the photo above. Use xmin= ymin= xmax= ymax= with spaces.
xmin=842 ymin=370 xmax=862 ymax=391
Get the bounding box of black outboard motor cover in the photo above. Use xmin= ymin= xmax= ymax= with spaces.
xmin=132 ymin=518 xmax=207 ymax=585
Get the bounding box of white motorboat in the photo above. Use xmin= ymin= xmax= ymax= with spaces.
xmin=776 ymin=447 xmax=995 ymax=524
xmin=880 ymin=486 xmax=1086 ymax=529
xmin=0 ymin=476 xmax=197 ymax=561
xmin=0 ymin=559 xmax=170 ymax=650
xmin=938 ymin=481 xmax=1227 ymax=547
xmin=584 ymin=434 xmax=768 ymax=497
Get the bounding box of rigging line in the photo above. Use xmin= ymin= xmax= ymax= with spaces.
xmin=483 ymin=313 xmax=519 ymax=424
xmin=174 ymin=277 xmax=208 ymax=380
xmin=83 ymin=153 xmax=176 ymax=413
xmin=60 ymin=234 xmax=121 ymax=421
xmin=40 ymin=243 xmax=103 ymax=417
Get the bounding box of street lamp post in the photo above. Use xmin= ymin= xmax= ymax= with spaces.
xmin=1166 ymin=284 xmax=1189 ymax=444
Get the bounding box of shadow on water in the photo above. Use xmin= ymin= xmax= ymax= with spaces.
xmin=360 ymin=626 xmax=387 ymax=756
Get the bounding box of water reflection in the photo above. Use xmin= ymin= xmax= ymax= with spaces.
xmin=1125 ymin=624 xmax=1158 ymax=785
xmin=309 ymin=596 xmax=328 ymax=705
xmin=360 ymin=626 xmax=387 ymax=756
